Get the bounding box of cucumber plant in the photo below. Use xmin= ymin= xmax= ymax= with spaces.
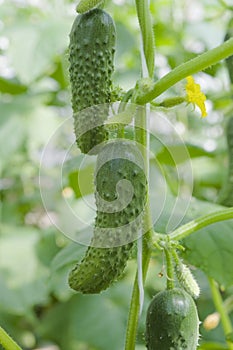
xmin=2 ymin=2 xmax=233 ymax=350
xmin=65 ymin=1 xmax=233 ymax=350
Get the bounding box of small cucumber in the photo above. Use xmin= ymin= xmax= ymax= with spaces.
xmin=68 ymin=9 xmax=116 ymax=154
xmin=68 ymin=141 xmax=147 ymax=293
xmin=174 ymin=262 xmax=200 ymax=299
xmin=145 ymin=288 xmax=199 ymax=350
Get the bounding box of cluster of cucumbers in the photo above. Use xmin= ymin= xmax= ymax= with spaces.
xmin=68 ymin=6 xmax=147 ymax=294
xmin=66 ymin=2 xmax=228 ymax=349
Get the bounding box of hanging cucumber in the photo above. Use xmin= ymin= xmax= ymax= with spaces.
xmin=68 ymin=8 xmax=116 ymax=154
xmin=68 ymin=140 xmax=147 ymax=293
xmin=145 ymin=288 xmax=199 ymax=350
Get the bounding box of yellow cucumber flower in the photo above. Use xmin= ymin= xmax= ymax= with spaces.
xmin=185 ymin=76 xmax=207 ymax=117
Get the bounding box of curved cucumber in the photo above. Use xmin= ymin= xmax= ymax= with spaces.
xmin=145 ymin=288 xmax=199 ymax=350
xmin=69 ymin=9 xmax=116 ymax=154
xmin=68 ymin=141 xmax=147 ymax=293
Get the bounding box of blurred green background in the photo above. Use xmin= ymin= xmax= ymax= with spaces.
xmin=1 ymin=0 xmax=233 ymax=349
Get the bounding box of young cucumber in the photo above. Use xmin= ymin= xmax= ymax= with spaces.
xmin=146 ymin=288 xmax=199 ymax=350
xmin=68 ymin=141 xmax=147 ymax=293
xmin=68 ymin=9 xmax=116 ymax=154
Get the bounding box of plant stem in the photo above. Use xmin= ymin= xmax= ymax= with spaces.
xmin=124 ymin=105 xmax=153 ymax=350
xmin=208 ymin=278 xmax=233 ymax=349
xmin=164 ymin=248 xmax=174 ymax=289
xmin=124 ymin=230 xmax=152 ymax=350
xmin=135 ymin=0 xmax=155 ymax=78
xmin=136 ymin=38 xmax=233 ymax=104
xmin=125 ymin=0 xmax=154 ymax=344
xmin=0 ymin=326 xmax=22 ymax=350
xmin=167 ymin=207 xmax=233 ymax=241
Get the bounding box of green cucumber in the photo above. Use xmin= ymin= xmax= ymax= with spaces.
xmin=68 ymin=8 xmax=116 ymax=154
xmin=145 ymin=288 xmax=199 ymax=350
xmin=68 ymin=140 xmax=147 ymax=293
xmin=174 ymin=262 xmax=200 ymax=299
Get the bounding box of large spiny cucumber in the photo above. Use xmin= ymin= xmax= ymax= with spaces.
xmin=68 ymin=9 xmax=116 ymax=154
xmin=68 ymin=141 xmax=147 ymax=293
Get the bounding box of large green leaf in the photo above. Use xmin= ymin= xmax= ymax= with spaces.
xmin=6 ymin=18 xmax=70 ymax=84
xmin=0 ymin=225 xmax=49 ymax=313
xmin=182 ymin=212 xmax=233 ymax=288
xmin=49 ymin=242 xmax=86 ymax=300
xmin=39 ymin=291 xmax=127 ymax=350
xmin=154 ymin=198 xmax=233 ymax=288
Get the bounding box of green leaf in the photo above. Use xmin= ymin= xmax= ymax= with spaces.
xmin=39 ymin=291 xmax=126 ymax=350
xmin=156 ymin=142 xmax=215 ymax=165
xmin=49 ymin=243 xmax=86 ymax=300
xmin=0 ymin=226 xmax=49 ymax=313
xmin=198 ymin=342 xmax=228 ymax=350
xmin=182 ymin=200 xmax=233 ymax=288
xmin=0 ymin=76 xmax=27 ymax=94
xmin=154 ymin=197 xmax=233 ymax=288
xmin=6 ymin=19 xmax=70 ymax=84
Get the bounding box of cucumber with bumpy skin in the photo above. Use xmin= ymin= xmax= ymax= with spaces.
xmin=145 ymin=288 xmax=199 ymax=350
xmin=68 ymin=8 xmax=116 ymax=154
xmin=68 ymin=140 xmax=147 ymax=293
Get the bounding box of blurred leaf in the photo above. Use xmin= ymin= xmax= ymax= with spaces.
xmin=0 ymin=76 xmax=27 ymax=94
xmin=0 ymin=225 xmax=49 ymax=313
xmin=6 ymin=19 xmax=70 ymax=84
xmin=0 ymin=98 xmax=28 ymax=166
xmin=198 ymin=343 xmax=228 ymax=349
xmin=156 ymin=142 xmax=215 ymax=165
xmin=35 ymin=230 xmax=60 ymax=267
xmin=39 ymin=292 xmax=126 ymax=350
xmin=49 ymin=243 xmax=86 ymax=300
xmin=50 ymin=55 xmax=69 ymax=89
